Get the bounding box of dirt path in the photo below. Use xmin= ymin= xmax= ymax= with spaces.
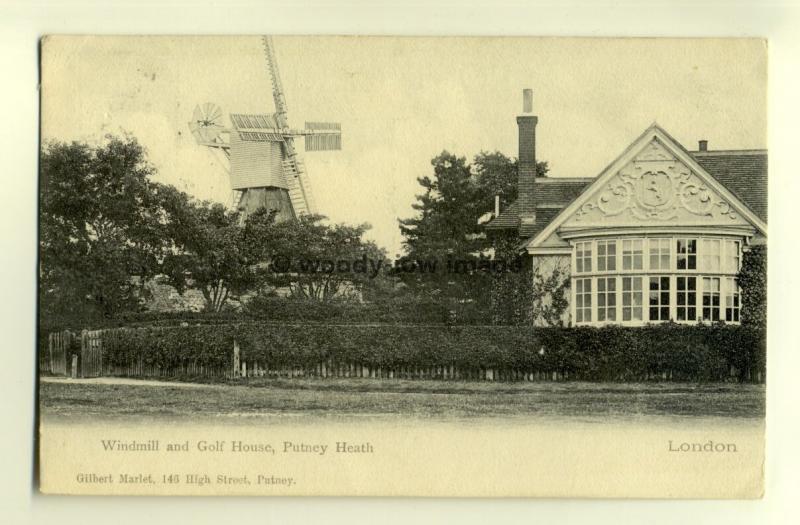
xmin=40 ymin=376 xmax=219 ymax=389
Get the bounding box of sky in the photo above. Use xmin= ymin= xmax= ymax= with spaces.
xmin=41 ymin=36 xmax=767 ymax=257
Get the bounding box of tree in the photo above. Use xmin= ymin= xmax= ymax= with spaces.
xmin=160 ymin=200 xmax=275 ymax=312
xmin=255 ymin=214 xmax=390 ymax=302
xmin=39 ymin=135 xmax=172 ymax=322
xmin=397 ymin=150 xmax=547 ymax=303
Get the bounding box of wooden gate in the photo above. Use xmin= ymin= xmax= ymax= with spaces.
xmin=80 ymin=330 xmax=104 ymax=378
xmin=45 ymin=331 xmax=75 ymax=376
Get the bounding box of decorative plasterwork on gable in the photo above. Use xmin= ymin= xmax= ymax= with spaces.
xmin=524 ymin=125 xmax=767 ymax=251
xmin=565 ymin=138 xmax=750 ymax=228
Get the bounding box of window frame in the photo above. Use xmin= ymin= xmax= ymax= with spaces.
xmin=597 ymin=276 xmax=617 ymax=322
xmin=597 ymin=239 xmax=617 ymax=272
xmin=622 ymin=238 xmax=644 ymax=271
xmin=676 ymin=237 xmax=698 ymax=271
xmin=724 ymin=277 xmax=741 ymax=322
xmin=575 ymin=241 xmax=593 ymax=274
xmin=648 ymin=275 xmax=671 ymax=322
xmin=575 ymin=277 xmax=593 ymax=323
xmin=676 ymin=276 xmax=698 ymax=322
xmin=702 ymin=276 xmax=722 ymax=322
xmin=621 ymin=276 xmax=644 ymax=323
xmin=649 ymin=238 xmax=672 ymax=271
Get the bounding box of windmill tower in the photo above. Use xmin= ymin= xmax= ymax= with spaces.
xmin=188 ymin=36 xmax=342 ymax=221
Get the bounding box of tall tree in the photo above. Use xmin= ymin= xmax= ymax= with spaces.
xmin=397 ymin=150 xmax=547 ymax=302
xmin=39 ymin=135 xmax=172 ymax=322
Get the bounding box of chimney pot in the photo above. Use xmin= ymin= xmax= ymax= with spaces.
xmin=522 ymin=89 xmax=533 ymax=114
xmin=698 ymin=140 xmax=708 ymax=152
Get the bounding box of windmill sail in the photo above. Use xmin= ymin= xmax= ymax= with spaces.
xmin=304 ymin=122 xmax=342 ymax=151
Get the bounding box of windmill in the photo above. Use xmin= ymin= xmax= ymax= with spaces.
xmin=188 ymin=36 xmax=342 ymax=221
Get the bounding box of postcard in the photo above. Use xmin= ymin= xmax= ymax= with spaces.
xmin=37 ymin=35 xmax=766 ymax=497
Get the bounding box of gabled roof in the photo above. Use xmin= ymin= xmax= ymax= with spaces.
xmin=523 ymin=124 xmax=768 ymax=250
xmin=485 ymin=125 xmax=768 ymax=247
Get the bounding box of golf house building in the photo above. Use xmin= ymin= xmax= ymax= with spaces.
xmin=485 ymin=90 xmax=767 ymax=326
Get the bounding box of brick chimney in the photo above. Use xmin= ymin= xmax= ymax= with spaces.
xmin=517 ymin=89 xmax=538 ymax=237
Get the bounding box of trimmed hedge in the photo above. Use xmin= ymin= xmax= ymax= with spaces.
xmin=102 ymin=325 xmax=235 ymax=370
xmin=38 ymin=296 xmax=490 ymax=334
xmin=99 ymin=322 xmax=765 ymax=382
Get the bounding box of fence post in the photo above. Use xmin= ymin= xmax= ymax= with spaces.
xmin=233 ymin=340 xmax=240 ymax=378
xmin=70 ymin=354 xmax=78 ymax=379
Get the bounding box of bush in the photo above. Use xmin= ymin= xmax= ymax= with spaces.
xmin=739 ymin=245 xmax=766 ymax=328
xmin=96 ymin=322 xmax=765 ymax=382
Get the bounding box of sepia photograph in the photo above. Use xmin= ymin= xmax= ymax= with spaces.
xmin=36 ymin=35 xmax=767 ymax=497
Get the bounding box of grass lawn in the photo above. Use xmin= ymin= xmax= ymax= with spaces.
xmin=38 ymin=377 xmax=765 ymax=424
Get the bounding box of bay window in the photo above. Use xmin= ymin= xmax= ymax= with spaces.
xmin=571 ymin=235 xmax=744 ymax=326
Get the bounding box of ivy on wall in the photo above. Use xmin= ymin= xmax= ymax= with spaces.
xmin=738 ymin=245 xmax=767 ymax=329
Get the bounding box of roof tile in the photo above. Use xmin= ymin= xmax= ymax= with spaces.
xmin=691 ymin=151 xmax=767 ymax=222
